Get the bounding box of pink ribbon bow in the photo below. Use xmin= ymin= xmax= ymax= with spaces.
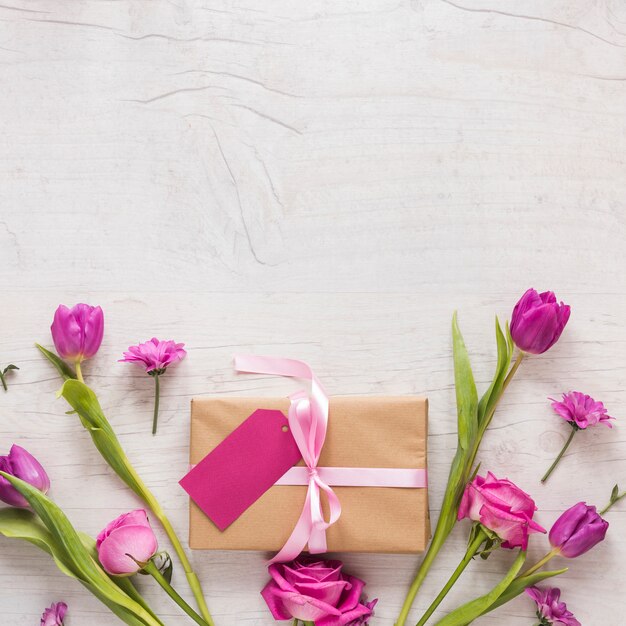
xmin=234 ymin=354 xmax=341 ymax=563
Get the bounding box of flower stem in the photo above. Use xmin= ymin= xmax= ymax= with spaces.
xmin=541 ymin=429 xmax=576 ymax=483
xmin=518 ymin=548 xmax=559 ymax=578
xmin=75 ymin=360 xmax=84 ymax=383
xmin=152 ymin=374 xmax=160 ymax=435
xmin=415 ymin=526 xmax=487 ymax=626
xmin=0 ymin=371 xmax=6 ymax=391
xmin=143 ymin=560 xmax=209 ymax=626
xmin=600 ymin=490 xmax=626 ymax=515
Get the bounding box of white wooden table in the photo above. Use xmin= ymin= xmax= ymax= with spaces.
xmin=1 ymin=1 xmax=624 ymax=624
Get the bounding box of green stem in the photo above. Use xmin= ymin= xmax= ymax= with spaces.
xmin=143 ymin=560 xmax=209 ymax=626
xmin=152 ymin=374 xmax=160 ymax=435
xmin=415 ymin=527 xmax=487 ymax=626
xmin=75 ymin=360 xmax=84 ymax=383
xmin=600 ymin=491 xmax=626 ymax=515
xmin=518 ymin=548 xmax=559 ymax=578
xmin=0 ymin=371 xmax=6 ymax=391
xmin=541 ymin=429 xmax=576 ymax=483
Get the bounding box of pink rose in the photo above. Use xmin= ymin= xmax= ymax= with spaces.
xmin=458 ymin=472 xmax=545 ymax=550
xmin=96 ymin=509 xmax=158 ymax=576
xmin=261 ymin=557 xmax=376 ymax=625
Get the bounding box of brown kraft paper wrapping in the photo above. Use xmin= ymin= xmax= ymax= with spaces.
xmin=187 ymin=396 xmax=430 ymax=553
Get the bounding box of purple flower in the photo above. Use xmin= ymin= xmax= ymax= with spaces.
xmin=119 ymin=338 xmax=186 ymax=373
xmin=261 ymin=556 xmax=376 ymax=625
xmin=525 ymin=587 xmax=580 ymax=626
xmin=51 ymin=303 xmax=104 ymax=362
xmin=119 ymin=338 xmax=187 ymax=434
xmin=0 ymin=445 xmax=50 ymax=508
xmin=549 ymin=502 xmax=609 ymax=558
xmin=40 ymin=602 xmax=67 ymax=626
xmin=510 ymin=289 xmax=570 ymax=354
xmin=550 ymin=391 xmax=614 ymax=430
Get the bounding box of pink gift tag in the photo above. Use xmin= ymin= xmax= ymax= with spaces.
xmin=179 ymin=408 xmax=302 ymax=531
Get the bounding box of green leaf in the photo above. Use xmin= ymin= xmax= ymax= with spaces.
xmin=0 ymin=472 xmax=164 ymax=626
xmin=433 ymin=550 xmax=527 ymax=626
xmin=477 ymin=317 xmax=512 ymax=425
xmin=3 ymin=364 xmax=19 ymax=373
xmin=35 ymin=343 xmax=77 ymax=380
xmin=611 ymin=484 xmax=619 ymax=503
xmin=452 ymin=312 xmax=478 ymax=452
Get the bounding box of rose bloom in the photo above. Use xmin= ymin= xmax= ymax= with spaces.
xmin=261 ymin=557 xmax=376 ymax=625
xmin=510 ymin=289 xmax=570 ymax=354
xmin=526 ymin=586 xmax=580 ymax=626
xmin=457 ymin=471 xmax=545 ymax=550
xmin=40 ymin=601 xmax=67 ymax=626
xmin=550 ymin=391 xmax=614 ymax=430
xmin=96 ymin=509 xmax=158 ymax=576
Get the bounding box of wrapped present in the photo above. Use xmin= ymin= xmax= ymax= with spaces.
xmin=180 ymin=356 xmax=429 ymax=557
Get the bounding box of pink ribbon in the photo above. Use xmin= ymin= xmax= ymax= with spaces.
xmin=234 ymin=354 xmax=341 ymax=563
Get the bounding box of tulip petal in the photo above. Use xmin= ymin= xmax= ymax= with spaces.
xmin=98 ymin=524 xmax=158 ymax=575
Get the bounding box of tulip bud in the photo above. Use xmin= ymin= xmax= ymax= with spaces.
xmin=0 ymin=445 xmax=50 ymax=508
xmin=51 ymin=303 xmax=104 ymax=363
xmin=510 ymin=289 xmax=570 ymax=354
xmin=96 ymin=509 xmax=158 ymax=576
xmin=549 ymin=502 xmax=608 ymax=558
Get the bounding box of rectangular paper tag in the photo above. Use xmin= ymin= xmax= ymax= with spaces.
xmin=180 ymin=408 xmax=302 ymax=530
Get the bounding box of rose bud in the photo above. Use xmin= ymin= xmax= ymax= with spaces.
xmin=510 ymin=288 xmax=570 ymax=354
xmin=549 ymin=502 xmax=608 ymax=558
xmin=51 ymin=303 xmax=104 ymax=364
xmin=96 ymin=509 xmax=158 ymax=576
xmin=261 ymin=557 xmax=376 ymax=625
xmin=0 ymin=444 xmax=50 ymax=508
xmin=457 ymin=471 xmax=545 ymax=550
xmin=40 ymin=601 xmax=68 ymax=626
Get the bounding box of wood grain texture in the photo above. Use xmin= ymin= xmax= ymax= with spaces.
xmin=0 ymin=0 xmax=624 ymax=624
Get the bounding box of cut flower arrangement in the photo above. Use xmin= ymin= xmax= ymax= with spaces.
xmin=0 ymin=291 xmax=619 ymax=625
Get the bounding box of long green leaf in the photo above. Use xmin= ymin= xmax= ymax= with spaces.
xmin=452 ymin=312 xmax=478 ymax=452
xmin=477 ymin=317 xmax=512 ymax=425
xmin=0 ymin=472 xmax=164 ymax=626
xmin=0 ymin=509 xmax=155 ymax=626
xmin=35 ymin=343 xmax=77 ymax=380
xmin=433 ymin=550 xmax=526 ymax=626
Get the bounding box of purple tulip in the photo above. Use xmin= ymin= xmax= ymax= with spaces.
xmin=510 ymin=289 xmax=570 ymax=354
xmin=51 ymin=303 xmax=104 ymax=362
xmin=0 ymin=444 xmax=50 ymax=508
xmin=549 ymin=502 xmax=608 ymax=558
xmin=40 ymin=601 xmax=67 ymax=626
xmin=96 ymin=509 xmax=158 ymax=576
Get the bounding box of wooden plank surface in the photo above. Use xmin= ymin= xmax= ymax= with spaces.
xmin=0 ymin=1 xmax=624 ymax=624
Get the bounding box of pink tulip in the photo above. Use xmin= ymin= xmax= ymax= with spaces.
xmin=40 ymin=602 xmax=67 ymax=626
xmin=261 ymin=557 xmax=377 ymax=625
xmin=96 ymin=509 xmax=158 ymax=576
xmin=458 ymin=471 xmax=545 ymax=550
xmin=0 ymin=444 xmax=50 ymax=508
xmin=510 ymin=289 xmax=570 ymax=354
xmin=549 ymin=502 xmax=609 ymax=558
xmin=51 ymin=303 xmax=104 ymax=362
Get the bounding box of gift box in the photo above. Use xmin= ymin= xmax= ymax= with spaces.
xmin=184 ymin=394 xmax=430 ymax=554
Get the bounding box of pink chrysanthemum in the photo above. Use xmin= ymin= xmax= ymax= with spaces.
xmin=526 ymin=587 xmax=580 ymax=626
xmin=119 ymin=338 xmax=186 ymax=373
xmin=550 ymin=391 xmax=614 ymax=430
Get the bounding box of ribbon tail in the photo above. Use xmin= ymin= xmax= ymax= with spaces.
xmin=268 ymin=490 xmax=313 ymax=564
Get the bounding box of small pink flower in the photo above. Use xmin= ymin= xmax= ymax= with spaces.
xmin=40 ymin=601 xmax=67 ymax=626
xmin=526 ymin=586 xmax=580 ymax=626
xmin=96 ymin=509 xmax=158 ymax=576
xmin=458 ymin=471 xmax=545 ymax=550
xmin=119 ymin=338 xmax=186 ymax=374
xmin=51 ymin=303 xmax=104 ymax=362
xmin=550 ymin=391 xmax=614 ymax=430
xmin=261 ymin=556 xmax=376 ymax=625
xmin=0 ymin=444 xmax=50 ymax=508
xmin=120 ymin=338 xmax=186 ymax=434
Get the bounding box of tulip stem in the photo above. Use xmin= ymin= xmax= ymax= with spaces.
xmin=152 ymin=373 xmax=160 ymax=435
xmin=518 ymin=548 xmax=559 ymax=578
xmin=415 ymin=526 xmax=488 ymax=626
xmin=143 ymin=560 xmax=209 ymax=626
xmin=75 ymin=361 xmax=84 ymax=383
xmin=541 ymin=429 xmax=576 ymax=483
xmin=0 ymin=372 xmax=6 ymax=391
